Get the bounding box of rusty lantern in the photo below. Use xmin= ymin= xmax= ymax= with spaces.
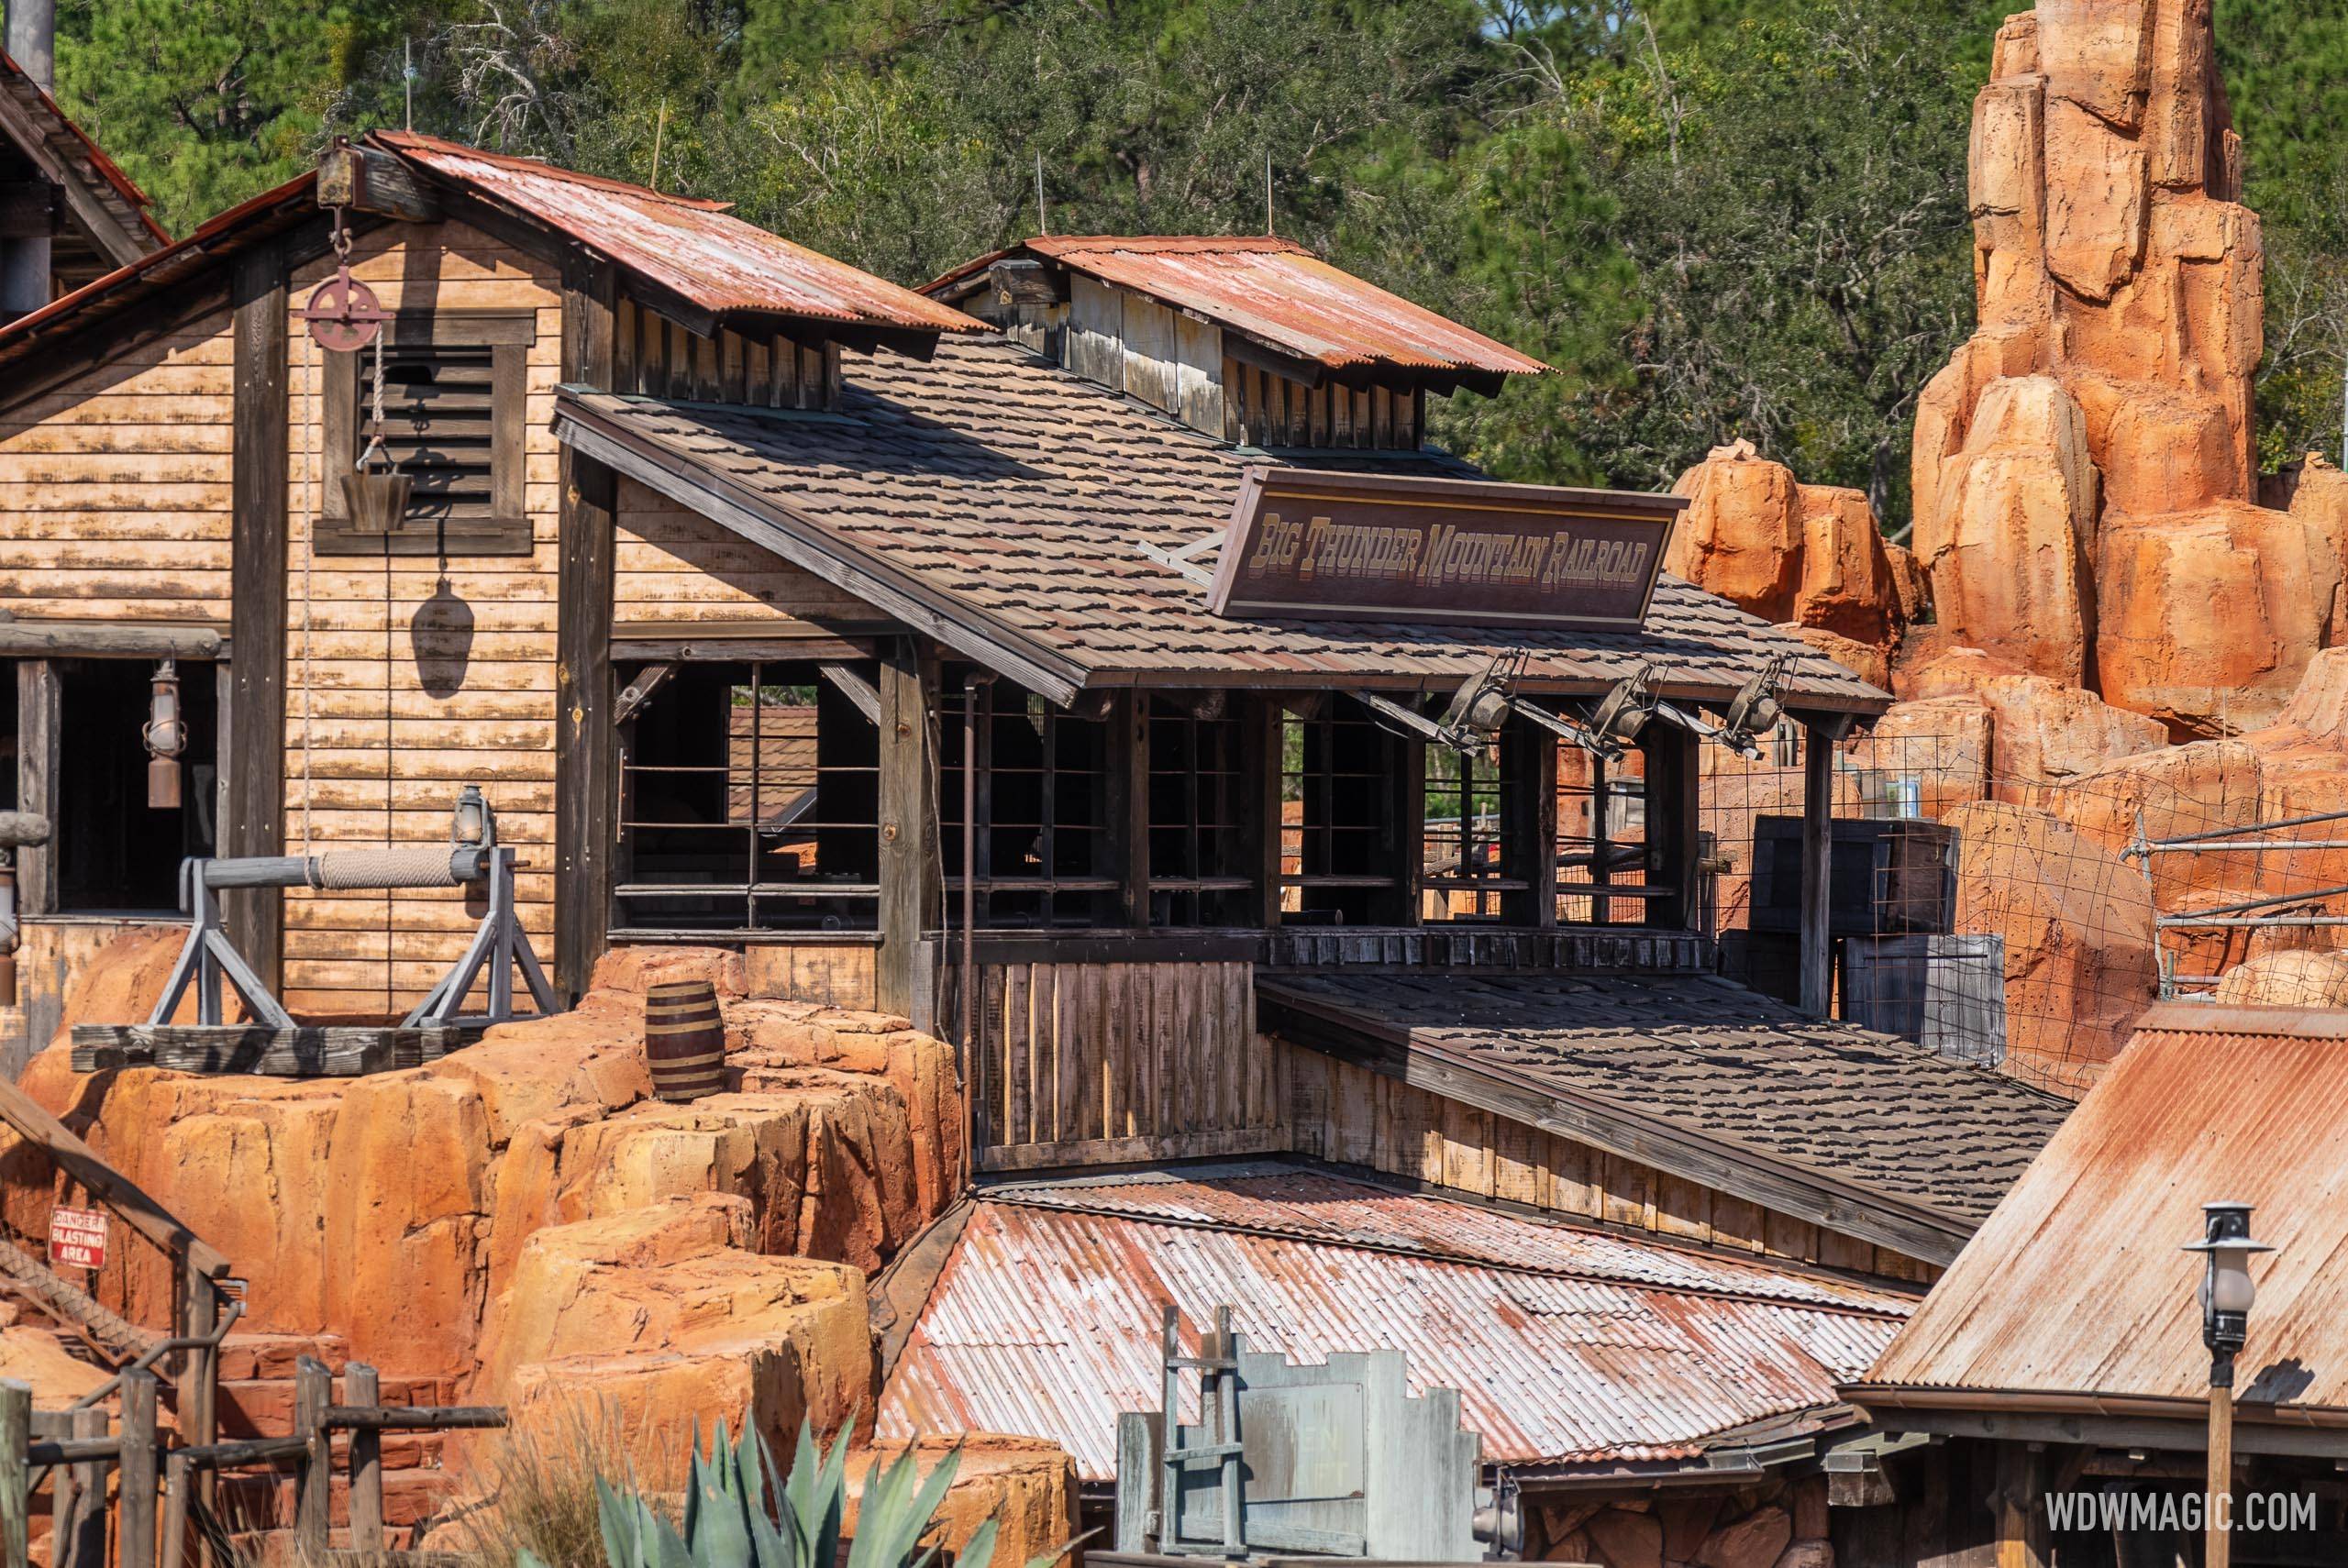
xmin=144 ymin=658 xmax=185 ymax=809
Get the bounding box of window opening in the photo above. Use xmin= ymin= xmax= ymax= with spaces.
xmin=615 ymin=660 xmax=880 ymax=934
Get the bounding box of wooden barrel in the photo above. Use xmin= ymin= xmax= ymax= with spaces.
xmin=643 ymin=980 xmax=726 ymax=1103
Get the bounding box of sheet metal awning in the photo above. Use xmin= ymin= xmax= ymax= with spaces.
xmin=877 ymin=1163 xmax=1914 ymax=1481
xmin=1847 ymin=1003 xmax=2348 ymax=1441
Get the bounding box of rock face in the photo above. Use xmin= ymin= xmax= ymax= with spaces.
xmin=846 ymin=1436 xmax=1080 ymax=1568
xmin=1945 ymin=800 xmax=2158 ymax=1095
xmin=1912 ymin=0 xmax=2336 ymax=737
xmin=481 ymin=1195 xmax=872 ymax=1479
xmin=0 ymin=942 xmax=964 ymax=1402
xmin=1535 ymin=1478 xmax=1827 ymax=1568
xmin=1668 ymin=440 xmax=1916 ymax=648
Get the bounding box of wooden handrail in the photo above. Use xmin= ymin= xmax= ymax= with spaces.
xmin=0 ymin=1077 xmax=230 ymax=1279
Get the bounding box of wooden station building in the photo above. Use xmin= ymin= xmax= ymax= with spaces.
xmin=0 ymin=129 xmax=2077 ymax=1535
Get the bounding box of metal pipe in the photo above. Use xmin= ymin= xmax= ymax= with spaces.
xmin=2157 ymin=916 xmax=2348 ymax=930
xmin=2135 ymin=840 xmax=2348 ymax=855
xmin=2130 ymin=807 xmax=2348 ymax=852
xmin=960 ymin=671 xmax=994 ymax=1160
xmin=72 ymin=1297 xmax=244 ymax=1409
xmin=2159 ymin=882 xmax=2348 ymax=920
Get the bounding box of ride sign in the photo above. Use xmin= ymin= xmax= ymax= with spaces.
xmin=1206 ymin=466 xmax=1682 ymax=631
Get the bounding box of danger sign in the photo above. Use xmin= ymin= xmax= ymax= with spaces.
xmin=48 ymin=1207 xmax=106 ymax=1270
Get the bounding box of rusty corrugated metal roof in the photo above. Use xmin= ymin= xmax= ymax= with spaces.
xmin=1849 ymin=1003 xmax=2348 ymax=1429
xmin=930 ymin=236 xmax=1548 ymax=378
xmin=0 ymin=51 xmax=169 ymax=248
xmin=878 ymin=1165 xmax=1913 ymax=1479
xmin=374 ymin=133 xmax=980 ymax=335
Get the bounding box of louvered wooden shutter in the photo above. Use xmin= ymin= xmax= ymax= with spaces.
xmin=318 ymin=312 xmax=532 ymax=557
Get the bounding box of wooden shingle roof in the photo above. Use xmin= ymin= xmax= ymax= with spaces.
xmin=555 ymin=337 xmax=1890 ymax=709
xmin=1257 ymin=969 xmax=2074 ymax=1264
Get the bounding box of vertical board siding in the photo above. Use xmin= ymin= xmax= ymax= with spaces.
xmin=0 ymin=315 xmax=238 ymax=621
xmin=1278 ymin=1042 xmax=1937 ymax=1284
xmin=280 ymin=222 xmax=563 ymax=1016
xmin=973 ymin=958 xmax=1282 ymax=1168
xmin=614 ymin=478 xmax=878 ymax=627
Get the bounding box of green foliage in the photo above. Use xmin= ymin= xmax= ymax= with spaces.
xmin=573 ymin=1415 xmax=1044 ymax=1568
xmin=39 ymin=0 xmax=2348 ymax=515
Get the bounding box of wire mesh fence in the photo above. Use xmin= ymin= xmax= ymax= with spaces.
xmin=1699 ymin=720 xmax=2348 ymax=1098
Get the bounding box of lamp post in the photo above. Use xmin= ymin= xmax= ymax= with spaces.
xmin=2183 ymin=1201 xmax=2273 ymax=1568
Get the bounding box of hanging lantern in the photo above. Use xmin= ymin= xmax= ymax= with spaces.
xmin=144 ymin=659 xmax=186 ymax=809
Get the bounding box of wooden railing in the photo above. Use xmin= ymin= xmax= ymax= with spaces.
xmin=0 ymin=1361 xmax=505 ymax=1568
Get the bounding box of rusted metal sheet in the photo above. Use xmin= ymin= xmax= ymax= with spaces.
xmin=1850 ymin=1002 xmax=2348 ymax=1424
xmin=878 ymin=1166 xmax=1913 ymax=1479
xmin=933 ymin=237 xmax=1550 ymax=377
xmin=0 ymin=55 xmax=168 ymax=246
xmin=375 ymin=133 xmax=979 ymax=335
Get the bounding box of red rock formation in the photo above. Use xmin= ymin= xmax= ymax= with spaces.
xmin=1667 ymin=440 xmax=1916 ymax=648
xmin=0 ymin=943 xmax=965 ymax=1404
xmin=1913 ymin=0 xmax=2335 ymax=736
xmin=847 ymin=1436 xmax=1080 ymax=1568
xmin=1944 ymin=800 xmax=2158 ymax=1095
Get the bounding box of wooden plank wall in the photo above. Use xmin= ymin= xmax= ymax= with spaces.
xmin=611 ymin=297 xmax=838 ymax=409
xmin=0 ymin=312 xmax=238 ymax=622
xmin=615 ymin=478 xmax=879 ymax=630
xmin=973 ymin=958 xmax=1286 ymax=1171
xmin=279 ymin=221 xmax=562 ymax=1016
xmin=1224 ymin=360 xmax=1421 ymax=451
xmin=1280 ymin=1043 xmax=1937 ymax=1284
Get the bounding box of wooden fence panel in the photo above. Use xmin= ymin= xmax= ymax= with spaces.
xmin=973 ymin=958 xmax=1285 ymax=1171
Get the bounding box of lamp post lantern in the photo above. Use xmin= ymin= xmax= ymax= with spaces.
xmin=2183 ymin=1201 xmax=2273 ymax=1568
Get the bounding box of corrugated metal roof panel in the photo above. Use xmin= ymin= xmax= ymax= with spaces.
xmin=879 ymin=1169 xmax=1913 ymax=1479
xmin=0 ymin=50 xmax=168 ymax=246
xmin=1851 ymin=1002 xmax=2348 ymax=1423
xmin=936 ymin=237 xmax=1547 ymax=377
xmin=374 ymin=132 xmax=980 ymax=335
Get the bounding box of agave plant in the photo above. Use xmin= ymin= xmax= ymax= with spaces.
xmin=526 ymin=1414 xmax=1046 ymax=1568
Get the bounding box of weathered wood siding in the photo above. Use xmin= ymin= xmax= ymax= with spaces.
xmin=742 ymin=941 xmax=880 ymax=1012
xmin=972 ymin=958 xmax=1285 ymax=1171
xmin=0 ymin=315 xmax=238 ymax=623
xmin=280 ymin=222 xmax=562 ymax=1015
xmin=1281 ymin=1043 xmax=1936 ymax=1283
xmin=615 ymin=478 xmax=875 ymax=631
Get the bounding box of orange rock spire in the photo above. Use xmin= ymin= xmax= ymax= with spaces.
xmin=1913 ymin=0 xmax=2346 ymax=735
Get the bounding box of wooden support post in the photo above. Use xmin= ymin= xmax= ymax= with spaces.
xmin=1800 ymin=720 xmax=1834 ymax=1017
xmin=1106 ymin=693 xmax=1149 ymax=929
xmin=2207 ymin=1384 xmax=2234 ymax=1568
xmin=226 ymin=239 xmax=289 ymax=992
xmin=12 ymin=662 xmax=55 ymax=918
xmin=877 ymin=640 xmax=939 ymax=1024
xmin=1387 ymin=726 xmax=1424 ymax=927
xmin=159 ymin=1451 xmax=185 ymax=1568
xmin=294 ymin=1357 xmax=331 ymax=1560
xmin=555 ymin=258 xmax=618 ymax=1005
xmin=118 ymin=1370 xmax=158 ymax=1568
xmin=0 ymin=1380 xmax=26 ymax=1568
xmin=1647 ymin=727 xmax=1702 ymax=932
xmin=1501 ymin=717 xmax=1556 ymax=929
xmin=47 ymin=1414 xmax=75 ymax=1568
xmin=1254 ymin=695 xmax=1283 ymax=930
xmin=1992 ymin=1442 xmax=2045 ymax=1568
xmin=346 ymin=1364 xmax=382 ymax=1554
xmin=69 ymin=1408 xmax=107 ymax=1568
xmin=1588 ymin=753 xmax=1612 ymax=926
